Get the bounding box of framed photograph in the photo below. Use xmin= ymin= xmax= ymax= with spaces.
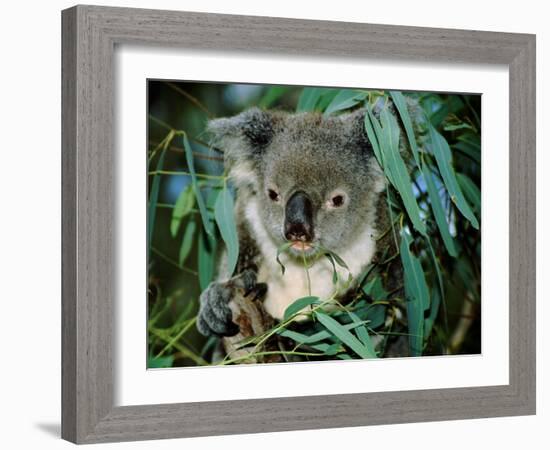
xmin=61 ymin=5 xmax=536 ymax=444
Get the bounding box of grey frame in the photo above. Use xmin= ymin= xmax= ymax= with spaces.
xmin=61 ymin=5 xmax=536 ymax=444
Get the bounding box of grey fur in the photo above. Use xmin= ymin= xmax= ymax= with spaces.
xmin=198 ymin=103 xmax=413 ymax=337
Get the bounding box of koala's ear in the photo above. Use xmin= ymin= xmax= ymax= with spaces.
xmin=207 ymin=107 xmax=274 ymax=152
xmin=207 ymin=108 xmax=275 ymax=190
xmin=341 ymin=108 xmax=386 ymax=193
xmin=341 ymin=108 xmax=372 ymax=153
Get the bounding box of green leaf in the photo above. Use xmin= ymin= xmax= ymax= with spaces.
xmin=183 ymin=133 xmax=214 ymax=236
xmin=324 ymin=252 xmax=339 ymax=284
xmin=296 ymin=87 xmax=326 ymax=112
xmin=365 ymin=304 xmax=387 ymax=329
xmin=276 ymin=242 xmax=293 ymax=275
xmin=259 ymin=86 xmax=287 ymax=108
xmin=390 ymin=91 xmax=421 ymax=168
xmin=364 ymin=107 xmax=386 ymax=172
xmin=361 ymin=277 xmax=388 ymax=301
xmin=457 ymin=173 xmax=481 ymax=216
xmin=378 ymin=108 xmax=427 ymax=235
xmin=147 ymin=145 xmax=168 ymax=249
xmin=443 ymin=123 xmax=474 ymax=131
xmin=278 ymin=321 xmax=369 ymax=344
xmin=170 ymin=184 xmax=194 ymax=237
xmin=453 ymin=140 xmax=481 ymax=164
xmin=424 ymin=286 xmax=441 ymax=338
xmin=147 ymin=354 xmax=174 ymax=369
xmin=316 ymin=89 xmax=339 ymax=111
xmin=401 ymin=232 xmax=430 ymax=312
xmin=323 ymin=90 xmax=367 ymax=116
xmin=178 ymin=219 xmax=197 ymax=266
xmin=348 ymin=311 xmax=377 ymax=357
xmin=325 ymin=249 xmax=349 ymax=269
xmin=309 ymin=342 xmax=342 ymax=356
xmin=429 ymin=126 xmax=479 ymax=229
xmin=214 ymin=186 xmax=239 ymax=276
xmin=283 ymin=296 xmax=320 ymax=321
xmin=400 ymin=231 xmax=430 ymax=356
xmin=423 ymin=167 xmax=458 ymax=257
xmin=316 ymin=312 xmax=377 ymax=359
xmin=198 ymin=230 xmax=216 ymax=291
xmin=323 ymin=249 xmax=351 ymax=285
xmin=426 ymin=238 xmax=447 ymax=328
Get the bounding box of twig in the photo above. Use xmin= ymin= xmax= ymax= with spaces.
xmin=148 ymin=170 xmax=225 ymax=180
xmin=154 ymin=317 xmax=197 ymax=358
xmin=150 ymin=246 xmax=198 ymax=276
xmin=447 ymin=292 xmax=477 ymax=354
xmin=219 ymin=350 xmax=326 ymax=365
xmin=148 ymin=114 xmax=175 ymax=132
xmin=164 ymin=81 xmax=214 ymax=118
xmin=148 ymin=139 xmax=224 ymax=160
xmin=150 ymin=328 xmax=209 ymax=366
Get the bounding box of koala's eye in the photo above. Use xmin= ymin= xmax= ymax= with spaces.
xmin=327 ymin=193 xmax=346 ymax=209
xmin=332 ymin=195 xmax=344 ymax=207
xmin=267 ymin=189 xmax=280 ymax=202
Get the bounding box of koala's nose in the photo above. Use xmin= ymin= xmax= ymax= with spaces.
xmin=284 ymin=191 xmax=314 ymax=242
xmin=285 ymin=223 xmax=312 ymax=242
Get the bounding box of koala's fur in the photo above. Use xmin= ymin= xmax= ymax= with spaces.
xmin=197 ymin=100 xmax=415 ymax=341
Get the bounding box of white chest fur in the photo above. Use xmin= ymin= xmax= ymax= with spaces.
xmin=244 ymin=200 xmax=377 ymax=320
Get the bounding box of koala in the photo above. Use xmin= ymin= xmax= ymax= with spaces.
xmin=196 ymin=103 xmax=408 ymax=339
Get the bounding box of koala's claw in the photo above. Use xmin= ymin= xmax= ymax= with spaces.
xmin=246 ymin=282 xmax=268 ymax=301
xmin=197 ymin=282 xmax=239 ymax=337
xmin=196 ymin=270 xmax=262 ymax=338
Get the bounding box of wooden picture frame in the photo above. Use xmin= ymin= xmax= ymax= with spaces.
xmin=61 ymin=5 xmax=536 ymax=444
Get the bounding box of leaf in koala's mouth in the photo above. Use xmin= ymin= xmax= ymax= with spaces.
xmin=276 ymin=242 xmax=293 ymax=275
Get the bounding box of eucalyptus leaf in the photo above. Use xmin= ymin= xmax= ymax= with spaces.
xmin=170 ymin=184 xmax=194 ymax=237
xmin=214 ymin=186 xmax=239 ymax=276
xmin=457 ymin=172 xmax=481 ymax=216
xmin=277 ymin=321 xmax=369 ymax=345
xmin=198 ymin=230 xmax=216 ymax=291
xmin=147 ymin=354 xmax=174 ymax=369
xmin=400 ymin=232 xmax=430 ymax=312
xmin=443 ymin=123 xmax=474 ymax=131
xmin=323 ymin=90 xmax=367 ymax=116
xmin=178 ymin=219 xmax=197 ymax=266
xmin=423 ymin=167 xmax=458 ymax=257
xmin=148 ymin=145 xmax=168 ymax=249
xmin=316 ymin=89 xmax=339 ymax=111
xmin=259 ymin=86 xmax=287 ymax=108
xmin=400 ymin=231 xmax=430 ymax=356
xmin=453 ymin=140 xmax=481 ymax=164
xmin=276 ymin=242 xmax=293 ymax=275
xmin=348 ymin=311 xmax=377 ymax=357
xmin=378 ymin=108 xmax=427 ymax=235
xmin=424 ymin=286 xmax=441 ymax=338
xmin=316 ymin=312 xmax=376 ymax=359
xmin=296 ymin=87 xmax=326 ymax=112
xmin=365 ymin=304 xmax=387 ymax=330
xmin=390 ymin=91 xmax=421 ymax=168
xmin=364 ymin=107 xmax=386 ymax=172
xmin=183 ymin=133 xmax=214 ymax=236
xmin=283 ymin=296 xmax=320 ymax=321
xmin=310 ymin=342 xmax=342 ymax=356
xmin=361 ymin=277 xmax=388 ymax=301
xmin=325 ymin=250 xmax=349 ymax=269
xmin=429 ymin=126 xmax=479 ymax=229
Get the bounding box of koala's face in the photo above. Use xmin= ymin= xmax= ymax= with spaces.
xmin=209 ymin=108 xmax=385 ymax=259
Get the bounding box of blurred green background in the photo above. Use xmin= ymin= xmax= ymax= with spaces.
xmin=147 ymin=81 xmax=481 ymax=368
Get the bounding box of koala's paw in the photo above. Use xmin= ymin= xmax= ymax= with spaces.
xmin=196 ymin=270 xmax=262 ymax=337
